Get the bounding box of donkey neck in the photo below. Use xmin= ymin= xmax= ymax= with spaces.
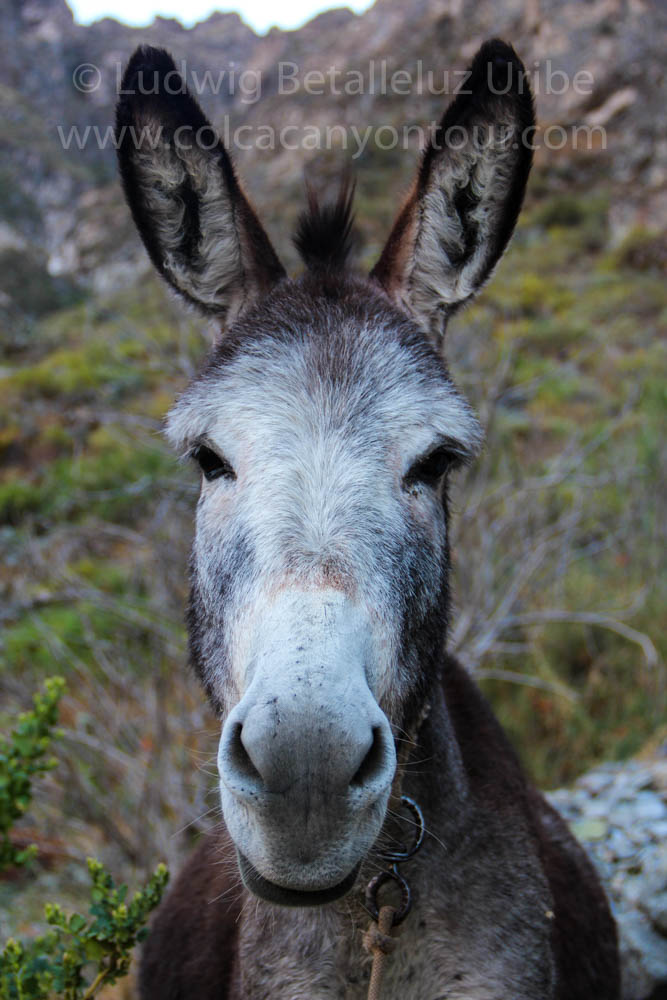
xmin=233 ymin=667 xmax=476 ymax=999
xmin=233 ymin=662 xmax=555 ymax=1000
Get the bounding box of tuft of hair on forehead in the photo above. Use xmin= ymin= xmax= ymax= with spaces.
xmin=293 ymin=176 xmax=357 ymax=273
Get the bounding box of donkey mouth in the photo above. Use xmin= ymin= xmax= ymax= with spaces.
xmin=237 ymin=850 xmax=361 ymax=907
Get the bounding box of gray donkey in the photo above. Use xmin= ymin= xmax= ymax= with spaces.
xmin=116 ymin=38 xmax=620 ymax=999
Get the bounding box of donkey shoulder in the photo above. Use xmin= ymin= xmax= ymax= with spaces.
xmin=140 ymin=831 xmax=240 ymax=999
xmin=442 ymin=656 xmax=620 ymax=999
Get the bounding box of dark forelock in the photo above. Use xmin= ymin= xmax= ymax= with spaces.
xmin=293 ymin=177 xmax=357 ymax=273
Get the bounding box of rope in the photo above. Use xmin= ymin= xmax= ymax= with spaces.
xmin=361 ymin=702 xmax=431 ymax=1000
xmin=363 ymin=904 xmax=397 ymax=1000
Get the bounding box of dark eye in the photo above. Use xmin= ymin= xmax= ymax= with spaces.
xmin=405 ymin=446 xmax=457 ymax=489
xmin=191 ymin=444 xmax=236 ymax=482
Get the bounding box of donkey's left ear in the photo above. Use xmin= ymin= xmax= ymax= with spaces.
xmin=116 ymin=46 xmax=285 ymax=327
xmin=371 ymin=39 xmax=535 ymax=341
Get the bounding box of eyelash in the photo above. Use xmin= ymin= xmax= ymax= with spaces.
xmin=404 ymin=446 xmax=460 ymax=489
xmin=189 ymin=443 xmax=461 ymax=488
xmin=190 ymin=444 xmax=236 ymax=482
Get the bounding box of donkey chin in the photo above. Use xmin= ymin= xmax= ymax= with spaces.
xmin=220 ymin=782 xmax=392 ymax=907
xmin=216 ymin=590 xmax=398 ymax=907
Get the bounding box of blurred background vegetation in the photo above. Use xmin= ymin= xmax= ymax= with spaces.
xmin=1 ymin=0 xmax=665 ymax=972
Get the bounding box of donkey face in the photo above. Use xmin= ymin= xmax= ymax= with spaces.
xmin=117 ymin=41 xmax=533 ymax=904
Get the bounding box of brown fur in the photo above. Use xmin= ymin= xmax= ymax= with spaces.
xmin=141 ymin=657 xmax=619 ymax=999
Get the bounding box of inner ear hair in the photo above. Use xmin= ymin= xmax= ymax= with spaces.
xmin=371 ymin=39 xmax=535 ymax=341
xmin=116 ymin=45 xmax=285 ymax=325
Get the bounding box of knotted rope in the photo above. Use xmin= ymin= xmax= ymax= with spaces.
xmin=362 ymin=904 xmax=398 ymax=1000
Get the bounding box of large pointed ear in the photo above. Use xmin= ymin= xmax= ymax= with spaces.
xmin=371 ymin=39 xmax=535 ymax=341
xmin=116 ymin=46 xmax=285 ymax=327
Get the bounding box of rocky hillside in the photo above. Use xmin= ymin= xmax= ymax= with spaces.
xmin=1 ymin=0 xmax=666 ymax=318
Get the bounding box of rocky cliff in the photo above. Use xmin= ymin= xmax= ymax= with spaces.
xmin=1 ymin=0 xmax=665 ymax=320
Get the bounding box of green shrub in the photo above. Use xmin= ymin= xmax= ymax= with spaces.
xmin=604 ymin=227 xmax=667 ymax=275
xmin=1 ymin=860 xmax=168 ymax=1000
xmin=0 ymin=438 xmax=177 ymax=527
xmin=9 ymin=345 xmax=147 ymax=403
xmin=0 ymin=680 xmax=168 ymax=999
xmin=0 ymin=678 xmax=64 ymax=872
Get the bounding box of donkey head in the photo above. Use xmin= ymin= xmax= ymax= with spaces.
xmin=116 ymin=41 xmax=534 ymax=905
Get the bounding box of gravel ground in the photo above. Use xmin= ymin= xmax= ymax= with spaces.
xmin=548 ymin=746 xmax=667 ymax=999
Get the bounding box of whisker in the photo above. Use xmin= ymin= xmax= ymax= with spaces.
xmin=169 ymin=803 xmax=222 ymax=838
xmin=385 ymin=806 xmax=449 ymax=855
xmin=207 ymin=876 xmax=245 ymax=906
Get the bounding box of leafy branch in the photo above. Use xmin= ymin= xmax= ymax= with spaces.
xmin=0 ymin=676 xmax=64 ymax=873
xmin=0 ymin=679 xmax=169 ymax=1000
xmin=1 ymin=859 xmax=168 ymax=1000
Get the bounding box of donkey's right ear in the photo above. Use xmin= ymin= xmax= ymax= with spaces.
xmin=116 ymin=46 xmax=285 ymax=326
xmin=371 ymin=40 xmax=534 ymax=343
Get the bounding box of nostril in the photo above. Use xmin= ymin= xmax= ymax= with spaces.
xmin=350 ymin=726 xmax=388 ymax=789
xmin=226 ymin=722 xmax=263 ymax=786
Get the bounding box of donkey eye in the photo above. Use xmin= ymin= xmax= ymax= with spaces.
xmin=191 ymin=444 xmax=236 ymax=482
xmin=405 ymin=447 xmax=457 ymax=489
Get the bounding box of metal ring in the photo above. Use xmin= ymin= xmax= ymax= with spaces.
xmin=364 ymin=867 xmax=412 ymax=926
xmin=378 ymin=795 xmax=425 ymax=863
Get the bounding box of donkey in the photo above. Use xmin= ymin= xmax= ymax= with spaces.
xmin=116 ymin=39 xmax=620 ymax=999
